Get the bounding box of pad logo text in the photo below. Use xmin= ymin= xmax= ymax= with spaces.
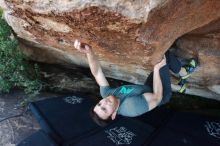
xmin=205 ymin=121 xmax=220 ymax=139
xmin=105 ymin=127 xmax=136 ymax=145
xmin=64 ymin=96 xmax=83 ymax=104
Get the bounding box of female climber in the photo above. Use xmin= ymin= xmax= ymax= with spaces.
xmin=74 ymin=39 xmax=197 ymax=126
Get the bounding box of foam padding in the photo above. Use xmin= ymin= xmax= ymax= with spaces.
xmin=135 ymin=105 xmax=173 ymax=128
xmin=29 ymin=93 xmax=220 ymax=146
xmin=29 ymin=93 xmax=101 ymax=145
xmin=148 ymin=112 xmax=220 ymax=146
xmin=73 ymin=118 xmax=155 ymax=146
xmin=17 ymin=130 xmax=57 ymax=146
xmin=148 ymin=127 xmax=196 ymax=146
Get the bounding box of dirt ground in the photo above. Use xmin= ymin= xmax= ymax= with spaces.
xmin=0 ymin=89 xmax=62 ymax=146
xmin=0 ymin=89 xmax=220 ymax=146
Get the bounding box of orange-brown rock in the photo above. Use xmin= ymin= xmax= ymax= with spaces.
xmin=0 ymin=0 xmax=220 ymax=100
xmin=175 ymin=18 xmax=220 ymax=98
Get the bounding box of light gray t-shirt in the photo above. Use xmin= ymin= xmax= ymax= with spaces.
xmin=100 ymin=85 xmax=153 ymax=117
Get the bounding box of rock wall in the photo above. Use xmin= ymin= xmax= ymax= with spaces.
xmin=0 ymin=0 xmax=220 ymax=100
xmin=175 ymin=18 xmax=220 ymax=97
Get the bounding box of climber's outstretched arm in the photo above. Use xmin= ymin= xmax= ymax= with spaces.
xmin=74 ymin=40 xmax=109 ymax=87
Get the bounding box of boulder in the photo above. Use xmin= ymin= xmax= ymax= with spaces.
xmin=0 ymin=0 xmax=219 ymax=100
xmin=175 ymin=18 xmax=220 ymax=98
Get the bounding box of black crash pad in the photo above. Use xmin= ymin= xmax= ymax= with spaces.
xmin=17 ymin=130 xmax=57 ymax=146
xmin=29 ymin=93 xmax=101 ymax=145
xmin=135 ymin=105 xmax=174 ymax=128
xmin=29 ymin=93 xmax=157 ymax=146
xmin=148 ymin=112 xmax=220 ymax=146
xmin=29 ymin=93 xmax=220 ymax=146
xmin=73 ymin=118 xmax=154 ymax=146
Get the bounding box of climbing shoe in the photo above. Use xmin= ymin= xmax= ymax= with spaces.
xmin=178 ymin=78 xmax=186 ymax=93
xmin=181 ymin=58 xmax=198 ymax=80
xmin=177 ymin=58 xmax=197 ymax=93
xmin=179 ymin=83 xmax=186 ymax=93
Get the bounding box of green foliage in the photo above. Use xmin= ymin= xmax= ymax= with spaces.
xmin=0 ymin=10 xmax=42 ymax=105
xmin=0 ymin=8 xmax=3 ymax=18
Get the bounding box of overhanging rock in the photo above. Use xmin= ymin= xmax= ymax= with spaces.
xmin=0 ymin=0 xmax=220 ymax=100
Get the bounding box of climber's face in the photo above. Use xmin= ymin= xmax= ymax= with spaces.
xmin=93 ymin=95 xmax=119 ymax=120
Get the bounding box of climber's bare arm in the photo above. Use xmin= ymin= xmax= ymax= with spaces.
xmin=143 ymin=57 xmax=166 ymax=110
xmin=74 ymin=40 xmax=109 ymax=87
